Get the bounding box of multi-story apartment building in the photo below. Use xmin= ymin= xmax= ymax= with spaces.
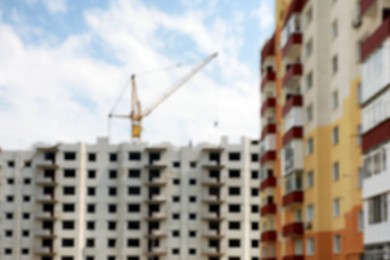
xmin=260 ymin=0 xmax=364 ymax=259
xmin=0 ymin=137 xmax=260 ymax=260
xmin=359 ymin=0 xmax=390 ymax=258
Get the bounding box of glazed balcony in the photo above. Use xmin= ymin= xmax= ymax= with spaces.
xmin=261 ymin=97 xmax=277 ymax=116
xmin=261 ymin=230 xmax=277 ymax=242
xmin=261 ymin=203 xmax=277 ymax=216
xmin=261 ymin=123 xmax=276 ymax=141
xmin=362 ymin=117 xmax=390 ymax=153
xmin=261 ymin=70 xmax=276 ymax=92
xmin=283 ymin=64 xmax=303 ymax=89
xmin=282 ymin=33 xmax=303 ymax=59
xmin=360 ymin=0 xmax=390 ymax=17
xmin=282 ymin=190 xmax=304 ymax=207
xmin=282 ymin=222 xmax=304 ymax=238
xmin=283 ymin=256 xmax=304 ymax=260
xmin=260 ymin=175 xmax=277 ymax=191
xmin=283 ymin=95 xmax=303 ymax=116
xmin=282 ymin=140 xmax=304 ymax=176
xmin=361 ymin=18 xmax=390 ymax=61
xmin=261 ymin=34 xmax=275 ymax=68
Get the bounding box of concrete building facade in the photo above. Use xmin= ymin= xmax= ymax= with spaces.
xmin=260 ymin=0 xmax=365 ymax=259
xmin=0 ymin=137 xmax=261 ymax=260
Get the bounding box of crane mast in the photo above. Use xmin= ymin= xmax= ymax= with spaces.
xmin=110 ymin=52 xmax=218 ymax=141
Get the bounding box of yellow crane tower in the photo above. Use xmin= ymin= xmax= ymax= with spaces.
xmin=109 ymin=52 xmax=218 ymax=141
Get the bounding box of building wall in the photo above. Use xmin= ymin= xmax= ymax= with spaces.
xmin=0 ymin=137 xmax=261 ymax=260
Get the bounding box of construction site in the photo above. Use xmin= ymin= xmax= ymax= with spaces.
xmin=1 ymin=0 xmax=390 ymax=259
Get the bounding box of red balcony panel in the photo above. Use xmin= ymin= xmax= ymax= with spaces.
xmin=282 ymin=33 xmax=303 ymax=57
xmin=261 ymin=97 xmax=277 ymax=116
xmin=260 ymin=151 xmax=276 ymax=164
xmin=261 ymin=203 xmax=277 ymax=216
xmin=361 ymin=18 xmax=390 ymax=61
xmin=261 ymin=230 xmax=277 ymax=242
xmin=283 ymin=64 xmax=303 ymax=87
xmin=261 ymin=124 xmax=276 ymax=140
xmin=282 ymin=222 xmax=304 ymax=237
xmin=282 ymin=191 xmax=304 ymax=207
xmin=261 ymin=34 xmax=276 ymax=65
xmin=261 ymin=71 xmax=276 ymax=91
xmin=283 ymin=127 xmax=303 ymax=146
xmin=360 ymin=0 xmax=376 ymax=16
xmin=283 ymin=256 xmax=305 ymax=260
xmin=283 ymin=95 xmax=303 ymax=116
xmin=284 ymin=0 xmax=308 ymax=26
xmin=362 ymin=118 xmax=390 ymax=153
xmin=263 ymin=258 xmax=277 ymax=260
xmin=260 ymin=176 xmax=277 ymax=191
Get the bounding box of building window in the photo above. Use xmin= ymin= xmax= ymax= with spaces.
xmin=63 ymin=203 xmax=75 ymax=212
xmin=295 ymin=239 xmax=303 ymax=255
xmin=64 ymin=152 xmax=76 ymax=160
xmin=189 ymin=196 xmax=197 ymax=203
xmin=173 ymin=179 xmax=180 ymax=185
xmin=306 ymin=170 xmax=314 ymax=188
xmin=306 ymin=138 xmax=314 ymax=155
xmin=108 ymin=239 xmax=116 ymax=248
xmin=62 ymin=238 xmax=74 ymax=247
xmin=251 ymin=205 xmax=259 ymax=213
xmin=63 ymin=186 xmax=75 ymax=195
xmin=128 ymin=152 xmax=141 ymax=161
xmin=368 ymin=193 xmax=388 ymax=224
xmin=228 ymin=221 xmax=241 ymax=230
xmin=306 ymin=204 xmax=314 ymax=222
xmin=88 ymin=153 xmax=96 ymax=162
xmin=229 ymin=170 xmax=240 ymax=178
xmin=305 ymin=6 xmax=313 ymax=27
xmin=109 ymin=153 xmax=117 ymax=162
xmin=189 ymin=230 xmax=196 ymax=237
xmin=88 ymin=170 xmax=96 ymax=179
xmin=173 ymin=196 xmax=180 ymax=202
xmin=229 ymin=152 xmax=241 ymax=161
xmin=333 ymin=198 xmax=341 ymax=217
xmin=332 ymin=90 xmax=339 ymax=109
xmin=251 ymin=188 xmax=258 ymax=196
xmin=229 ymin=187 xmax=241 ymax=196
xmin=332 ymin=162 xmax=340 ymax=181
xmin=128 ymin=186 xmax=141 ymax=195
xmin=87 ymin=187 xmax=95 ymax=196
xmin=332 ymin=55 xmax=338 ymax=74
xmin=306 ymin=104 xmax=313 ymax=122
xmin=62 ymin=221 xmax=75 ymax=230
xmin=332 ymin=19 xmax=338 ymax=39
xmin=127 ymin=221 xmax=140 ymax=230
xmin=189 ymin=179 xmax=196 ymax=185
xmin=109 ymin=170 xmax=117 ymax=179
xmin=108 ymin=221 xmax=116 ymax=231
xmin=333 ymin=235 xmax=341 ymax=253
xmin=172 ymin=230 xmax=180 ymax=237
xmin=251 ymin=170 xmax=259 ymax=179
xmin=306 ymin=71 xmax=313 ymax=89
xmin=108 ymin=187 xmax=117 ymax=196
xmin=332 ymin=126 xmax=339 ymax=145
xmin=86 ymin=238 xmax=95 ymax=248
xmin=305 ymin=38 xmax=313 ymax=58
xmin=189 ymin=213 xmax=196 ymax=220
xmin=358 ymin=210 xmax=364 ymax=232
xmin=64 ymin=169 xmax=76 ymax=178
xmin=229 ymin=239 xmax=241 ymax=247
xmin=189 ymin=248 xmax=196 ymax=254
xmin=173 ymin=161 xmax=180 ymax=168
xmin=87 ymin=221 xmax=95 ymax=230
xmin=190 ymin=161 xmax=197 ymax=168
xmin=127 ymin=239 xmax=140 ymax=247
xmin=128 ymin=169 xmax=140 ymax=178
xmin=87 ymin=204 xmax=95 ymax=213
xmin=306 ymin=238 xmax=315 ymax=255
xmin=252 ymin=222 xmax=259 ymax=230
xmin=172 ymin=248 xmax=179 ymax=255
xmin=128 ymin=204 xmax=140 ymax=212
xmin=229 ymin=204 xmax=241 ymax=213
xmin=251 ymin=153 xmax=258 ymax=162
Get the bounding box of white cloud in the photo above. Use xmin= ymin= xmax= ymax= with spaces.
xmin=0 ymin=0 xmax=259 ymax=149
xmin=24 ymin=0 xmax=67 ymax=14
xmin=252 ymin=0 xmax=275 ymax=32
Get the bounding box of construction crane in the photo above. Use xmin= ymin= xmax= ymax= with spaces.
xmin=109 ymin=52 xmax=218 ymax=141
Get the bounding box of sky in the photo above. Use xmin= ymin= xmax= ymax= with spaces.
xmin=0 ymin=0 xmax=274 ymax=149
